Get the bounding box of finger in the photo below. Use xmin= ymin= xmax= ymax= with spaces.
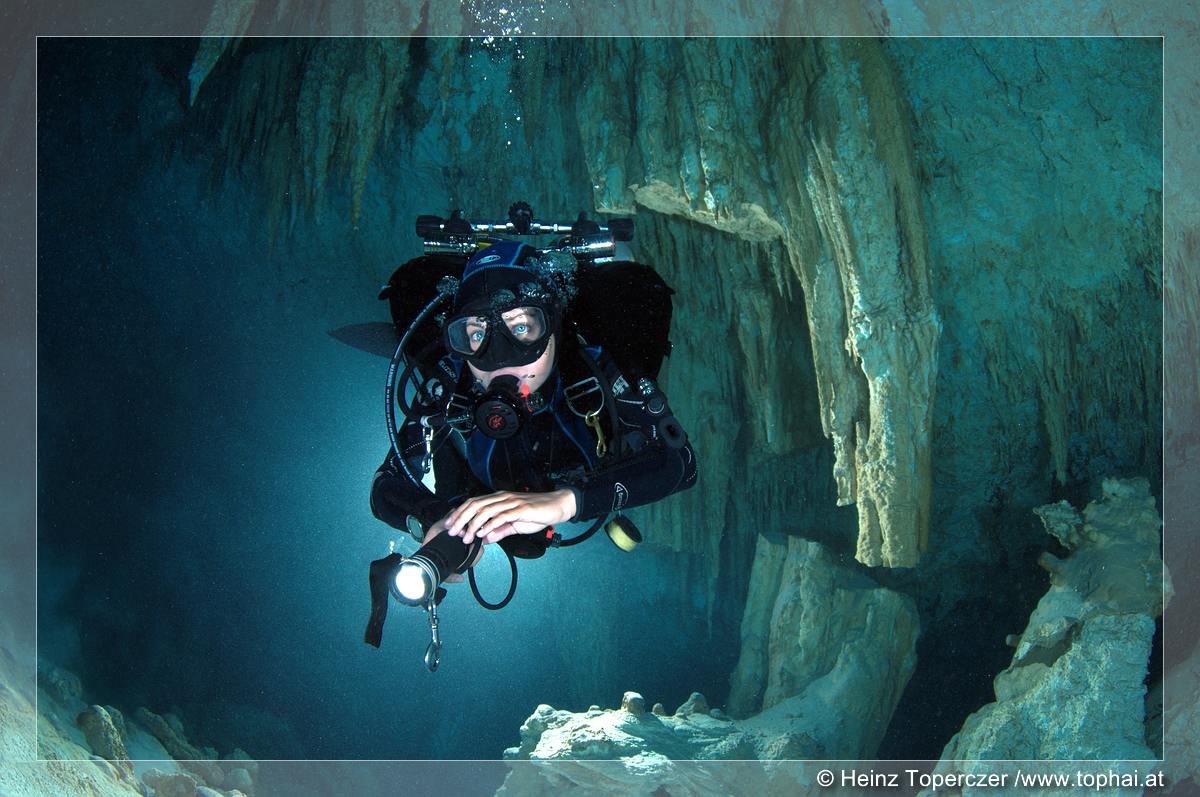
xmin=464 ymin=499 xmax=523 ymax=540
xmin=483 ymin=522 xmax=521 ymax=543
xmin=445 ymin=572 xmax=464 ymax=583
xmin=477 ymin=510 xmax=524 ymax=541
xmin=449 ymin=493 xmax=515 ymax=535
xmin=445 ymin=501 xmax=477 ymax=534
xmin=446 ymin=496 xmax=489 ymax=532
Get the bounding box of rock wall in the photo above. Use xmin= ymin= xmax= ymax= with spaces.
xmin=934 ymin=478 xmax=1163 ymax=764
xmin=885 ymin=38 xmax=1162 ymax=499
xmin=726 ymin=534 xmax=919 ymax=757
xmin=563 ymin=38 xmax=942 ymax=570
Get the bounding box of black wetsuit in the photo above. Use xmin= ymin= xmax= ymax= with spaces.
xmin=370 ymin=345 xmax=698 ymax=535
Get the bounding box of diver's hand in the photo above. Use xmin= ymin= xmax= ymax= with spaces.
xmin=445 ymin=489 xmax=578 ymax=545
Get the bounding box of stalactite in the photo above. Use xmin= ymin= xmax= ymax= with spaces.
xmin=571 ymin=38 xmax=939 ymax=568
xmin=193 ymin=39 xmax=413 ymax=233
xmin=189 ymin=1 xmax=255 ymax=103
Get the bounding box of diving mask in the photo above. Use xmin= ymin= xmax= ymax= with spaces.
xmin=445 ymin=304 xmax=552 ymax=370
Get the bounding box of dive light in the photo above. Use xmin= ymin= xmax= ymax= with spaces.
xmin=364 ymin=530 xmax=481 ymax=671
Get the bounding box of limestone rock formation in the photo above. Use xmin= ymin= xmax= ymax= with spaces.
xmin=504 ymin=692 xmax=778 ymax=761
xmin=134 ymin=707 xmax=225 ymax=788
xmin=1 ymin=648 xmax=145 ymax=797
xmin=2 ymin=645 xmax=264 ymax=797
xmin=142 ymin=768 xmax=200 ymax=797
xmin=935 ymin=478 xmax=1163 ymax=764
xmin=570 ymin=38 xmax=941 ymax=570
xmin=76 ymin=705 xmax=134 ymax=779
xmin=726 ymin=534 xmax=920 ymax=757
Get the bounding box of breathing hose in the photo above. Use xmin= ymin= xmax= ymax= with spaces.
xmin=464 ymin=511 xmax=606 ymax=609
xmin=556 ymin=514 xmax=608 ymax=547
xmin=468 ymin=546 xmax=518 ymax=610
xmin=385 ymin=281 xmax=457 ymax=490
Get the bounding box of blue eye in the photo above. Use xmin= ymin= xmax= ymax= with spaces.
xmin=470 ymin=330 xmax=485 ymax=343
xmin=513 ymin=323 xmax=529 ymax=335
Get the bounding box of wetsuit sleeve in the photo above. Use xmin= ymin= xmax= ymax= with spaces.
xmin=370 ymin=433 xmax=481 ymax=532
xmin=555 ymin=361 xmax=698 ymax=521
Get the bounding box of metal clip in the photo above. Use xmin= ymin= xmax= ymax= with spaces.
xmin=585 ymin=409 xmax=608 ymax=458
xmin=446 ymin=393 xmax=475 ymax=434
xmin=565 ymin=376 xmax=604 ymax=417
xmin=424 ymin=600 xmax=441 ymax=672
xmin=420 ymin=418 xmax=435 ymax=474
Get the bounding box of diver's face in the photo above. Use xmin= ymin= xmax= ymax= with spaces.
xmin=468 ymin=333 xmax=557 ymax=392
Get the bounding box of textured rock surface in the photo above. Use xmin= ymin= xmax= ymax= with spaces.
xmin=504 ymin=692 xmax=786 ymax=761
xmin=726 ymin=534 xmax=919 ymax=757
xmin=0 ymin=646 xmax=145 ymax=797
xmin=142 ymin=768 xmax=199 ymax=797
xmin=1 ymin=643 xmax=264 ymax=797
xmin=566 ymin=37 xmax=942 ymax=570
xmin=134 ymin=707 xmax=225 ymax=788
xmin=935 ymin=478 xmax=1163 ymax=762
xmin=76 ymin=706 xmax=134 ymax=779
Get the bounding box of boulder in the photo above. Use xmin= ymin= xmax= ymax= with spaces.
xmin=619 ymin=692 xmax=645 ymax=715
xmin=141 ymin=768 xmax=199 ymax=797
xmin=76 ymin=705 xmax=133 ymax=778
xmin=134 ymin=708 xmax=224 ymax=788
xmin=674 ymin=692 xmax=708 ymax=717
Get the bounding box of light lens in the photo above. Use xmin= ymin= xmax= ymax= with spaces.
xmin=394 ymin=562 xmax=431 ymax=603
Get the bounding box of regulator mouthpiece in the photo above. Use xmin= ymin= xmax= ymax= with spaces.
xmin=474 ymin=375 xmax=527 ymax=440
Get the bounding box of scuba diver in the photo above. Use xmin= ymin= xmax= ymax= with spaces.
xmin=363 ymin=204 xmax=697 ymax=669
